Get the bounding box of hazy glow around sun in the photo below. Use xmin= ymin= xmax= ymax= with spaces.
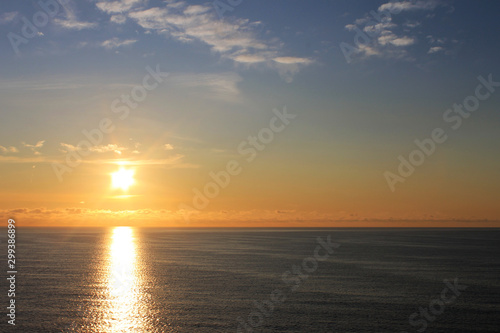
xmin=111 ymin=168 xmax=135 ymax=191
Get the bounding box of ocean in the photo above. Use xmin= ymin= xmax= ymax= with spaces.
xmin=1 ymin=228 xmax=499 ymax=332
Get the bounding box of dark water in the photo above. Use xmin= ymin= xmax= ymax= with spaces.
xmin=1 ymin=228 xmax=499 ymax=332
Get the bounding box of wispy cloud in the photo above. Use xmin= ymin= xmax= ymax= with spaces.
xmin=0 ymin=152 xmax=194 ymax=169
xmin=378 ymin=0 xmax=440 ymax=13
xmin=170 ymin=72 xmax=243 ymax=101
xmin=404 ymin=21 xmax=421 ymax=28
xmin=126 ymin=6 xmax=269 ymax=54
xmin=59 ymin=143 xmax=126 ymax=155
xmin=273 ymin=57 xmax=312 ymax=65
xmin=378 ymin=32 xmax=415 ymax=46
xmin=232 ymin=54 xmax=266 ymax=64
xmin=110 ymin=14 xmax=127 ymax=24
xmin=96 ymin=0 xmax=145 ymax=14
xmin=428 ymin=46 xmax=444 ymax=54
xmin=0 ymin=207 xmax=190 ymax=227
xmin=106 ymin=155 xmax=191 ymax=167
xmin=101 ymin=38 xmax=138 ymax=49
xmin=5 ymin=207 xmax=494 ymax=227
xmin=0 ymin=78 xmax=90 ymax=91
xmin=22 ymin=140 xmax=45 ymax=155
xmin=96 ymin=0 xmax=313 ymax=81
xmin=271 ymin=57 xmax=314 ymax=83
xmin=54 ymin=18 xmax=97 ymax=30
xmin=54 ymin=1 xmax=97 ymax=30
xmin=0 ymin=145 xmax=19 ymax=154
xmin=344 ymin=0 xmax=449 ymax=62
xmin=0 ymin=11 xmax=18 ymax=25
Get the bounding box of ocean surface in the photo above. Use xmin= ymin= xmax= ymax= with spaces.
xmin=1 ymin=228 xmax=499 ymax=332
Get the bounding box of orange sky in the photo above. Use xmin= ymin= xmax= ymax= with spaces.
xmin=1 ymin=1 xmax=500 ymax=228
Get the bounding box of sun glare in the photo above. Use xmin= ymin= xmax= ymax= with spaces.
xmin=111 ymin=167 xmax=135 ymax=191
xmin=101 ymin=226 xmax=147 ymax=331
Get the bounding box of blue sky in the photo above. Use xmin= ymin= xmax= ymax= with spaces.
xmin=0 ymin=0 xmax=499 ymax=226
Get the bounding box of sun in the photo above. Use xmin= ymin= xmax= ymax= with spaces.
xmin=111 ymin=168 xmax=135 ymax=191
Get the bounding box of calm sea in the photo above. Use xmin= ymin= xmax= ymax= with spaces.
xmin=1 ymin=228 xmax=499 ymax=332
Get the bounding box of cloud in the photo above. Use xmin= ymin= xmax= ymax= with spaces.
xmin=378 ymin=0 xmax=440 ymax=13
xmin=96 ymin=0 xmax=313 ymax=81
xmin=0 ymin=207 xmax=192 ymax=227
xmin=101 ymin=147 xmax=124 ymax=155
xmin=357 ymin=44 xmax=381 ymax=57
xmin=232 ymin=54 xmax=267 ymax=63
xmin=0 ymin=145 xmax=18 ymax=154
xmin=126 ymin=7 xmax=169 ymax=30
xmin=427 ymin=35 xmax=446 ymax=44
xmin=170 ymin=72 xmax=243 ymax=100
xmin=363 ymin=21 xmax=396 ymax=35
xmin=54 ymin=1 xmax=98 ymax=30
xmin=404 ymin=21 xmax=421 ymax=28
xmin=54 ymin=18 xmax=98 ymax=30
xmin=0 ymin=78 xmax=92 ymax=91
xmin=273 ymin=57 xmax=312 ymax=65
xmin=390 ymin=36 xmax=415 ymax=46
xmin=106 ymin=155 xmax=191 ymax=167
xmin=127 ymin=6 xmax=268 ymax=53
xmin=22 ymin=140 xmax=45 ymax=155
xmin=27 ymin=140 xmax=47 ymax=148
xmin=0 ymin=154 xmax=193 ymax=170
xmin=96 ymin=0 xmax=145 ymax=14
xmin=0 ymin=155 xmax=52 ymax=164
xmin=270 ymin=57 xmax=313 ymax=83
xmin=344 ymin=0 xmax=447 ymax=62
xmin=163 ymin=144 xmax=174 ymax=150
xmin=0 ymin=79 xmax=89 ymax=91
xmin=183 ymin=5 xmax=210 ymax=16
xmin=59 ymin=143 xmax=126 ymax=154
xmin=345 ymin=24 xmax=357 ymax=31
xmin=2 ymin=205 xmax=497 ymax=227
xmin=378 ymin=32 xmax=415 ymax=46
xmin=0 ymin=11 xmax=18 ymax=25
xmin=110 ymin=14 xmax=127 ymax=24
xmin=101 ymin=38 xmax=138 ymax=49
xmin=425 ymin=36 xmax=458 ymax=56
xmin=59 ymin=143 xmax=78 ymax=152
xmin=428 ymin=46 xmax=444 ymax=54
xmin=131 ymin=141 xmax=141 ymax=154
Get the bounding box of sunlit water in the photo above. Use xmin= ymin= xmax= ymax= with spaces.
xmin=2 ymin=228 xmax=500 ymax=332
xmin=101 ymin=227 xmax=145 ymax=331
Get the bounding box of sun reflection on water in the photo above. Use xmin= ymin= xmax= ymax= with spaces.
xmin=110 ymin=227 xmax=135 ymax=297
xmin=103 ymin=226 xmax=145 ymax=332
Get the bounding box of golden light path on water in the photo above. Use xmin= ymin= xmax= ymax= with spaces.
xmin=101 ymin=227 xmax=146 ymax=332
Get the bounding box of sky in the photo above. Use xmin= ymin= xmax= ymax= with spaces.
xmin=0 ymin=0 xmax=499 ymax=227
